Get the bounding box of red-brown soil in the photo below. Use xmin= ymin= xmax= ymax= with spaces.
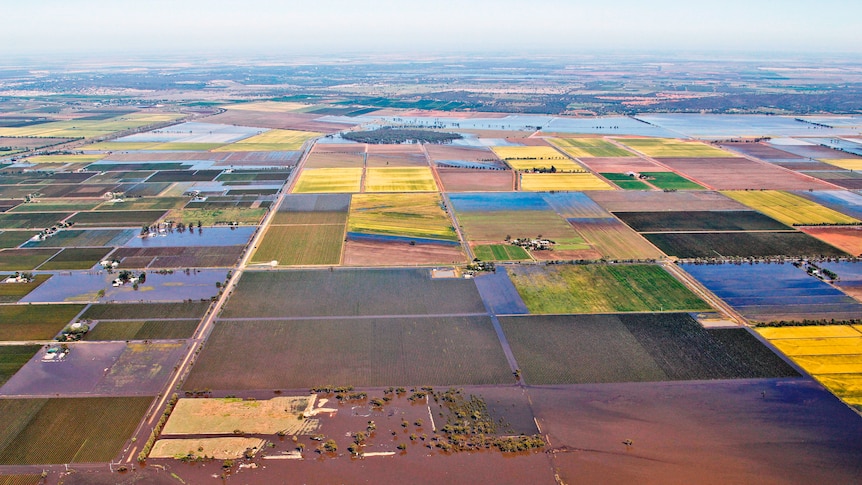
xmin=343 ymin=240 xmax=466 ymax=266
xmin=656 ymin=158 xmax=835 ymax=190
xmin=437 ymin=169 xmax=514 ymax=192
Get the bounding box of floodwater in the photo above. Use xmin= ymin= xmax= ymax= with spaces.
xmin=636 ymin=114 xmax=860 ymax=138
xmin=21 ymin=268 xmax=226 ymax=303
xmin=124 ymin=226 xmax=255 ymax=248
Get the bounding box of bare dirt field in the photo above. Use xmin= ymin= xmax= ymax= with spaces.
xmin=530 ymin=378 xmax=862 ymax=484
xmin=588 ymin=190 xmax=747 ymax=212
xmin=202 ymin=111 xmax=350 ymax=133
xmin=343 ymin=239 xmax=466 ymax=266
xmin=657 ymin=158 xmax=835 ymax=190
xmin=719 ymin=142 xmax=804 ymax=160
xmin=425 ymin=145 xmax=499 ymax=162
xmin=437 ymin=169 xmax=514 ymax=192
xmin=800 ymin=226 xmax=862 ymax=256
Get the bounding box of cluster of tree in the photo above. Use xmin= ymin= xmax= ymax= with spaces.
xmin=341 ymin=127 xmax=462 ymax=144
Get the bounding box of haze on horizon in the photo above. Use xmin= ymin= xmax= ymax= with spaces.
xmin=2 ymin=0 xmax=861 ymax=60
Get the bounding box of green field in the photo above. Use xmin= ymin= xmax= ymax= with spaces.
xmin=292 ymin=168 xmax=363 ymax=193
xmin=0 ymin=249 xmax=59 ymax=271
xmin=473 ymin=244 xmax=531 ymax=261
xmin=0 ymin=304 xmax=85 ymax=341
xmin=212 ymin=129 xmax=320 ymax=151
xmin=0 ymin=397 xmax=152 ymax=464
xmin=0 ymin=345 xmax=41 ymax=386
xmin=184 ymin=316 xmax=512 ymax=390
xmin=252 ymin=224 xmax=344 ymax=265
xmin=348 ymin=193 xmax=459 ymax=242
xmin=0 ymin=274 xmax=51 ymax=303
xmin=722 ymin=190 xmax=860 ymax=226
xmin=0 ymin=212 xmax=71 ymax=229
xmin=456 ymin=210 xmax=588 ymax=249
xmin=81 ymin=301 xmax=211 ymax=320
xmin=641 ymin=172 xmax=704 ymax=190
xmin=38 ymin=247 xmax=113 ymax=270
xmin=616 ymin=138 xmax=735 ymax=158
xmin=9 ymin=200 xmax=102 ymax=213
xmin=24 ymin=229 xmax=129 ymax=248
xmin=0 ymin=231 xmax=36 ymax=249
xmin=162 ymin=207 xmax=267 ymax=226
xmin=600 ymin=173 xmax=653 ymax=190
xmin=508 ymin=264 xmax=709 ymax=314
xmin=364 ymin=167 xmax=438 ymax=192
xmin=548 ymin=137 xmax=635 ymax=157
xmin=95 ymin=197 xmax=188 ymax=211
xmin=85 ymin=319 xmax=200 ymax=341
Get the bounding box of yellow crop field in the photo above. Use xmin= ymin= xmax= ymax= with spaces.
xmin=490 ymin=146 xmax=585 ymax=171
xmin=791 ymin=354 xmax=862 ymax=374
xmin=364 ymin=167 xmax=437 ymax=192
xmin=547 ymin=137 xmax=635 ymax=158
xmin=0 ymin=114 xmax=182 ymax=139
xmin=348 ymin=193 xmax=459 ymax=241
xmin=615 ymin=137 xmax=734 ymax=158
xmin=722 ymin=190 xmax=860 ymax=226
xmin=815 ymin=374 xmax=862 ymax=406
xmin=162 ymin=396 xmax=315 ymax=435
xmin=520 ymin=173 xmax=614 ymax=191
xmin=26 ymin=154 xmax=106 ymax=163
xmin=221 ymin=101 xmax=310 ymax=112
xmin=292 ymin=168 xmax=363 ymax=193
xmin=757 ymin=325 xmax=862 ymax=340
xmin=821 ymin=159 xmax=862 ymax=170
xmin=213 ymin=129 xmax=320 ymax=151
xmin=769 ymin=337 xmax=862 ymax=356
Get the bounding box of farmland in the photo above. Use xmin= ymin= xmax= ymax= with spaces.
xmin=0 ymin=231 xmax=36 ymax=248
xmin=0 ymin=397 xmax=151 ymax=464
xmin=0 ymin=304 xmax=84 ymax=340
xmin=520 ymin=172 xmax=613 ymax=191
xmin=24 ymin=229 xmax=132 ymax=248
xmin=292 ymin=167 xmax=363 ymax=193
xmin=615 ymin=138 xmax=734 ymax=158
xmin=757 ymin=325 xmax=862 ymax=408
xmin=722 ymin=190 xmax=860 ymax=226
xmin=640 ymin=171 xmax=703 ymax=190
xmin=436 ymin=169 xmax=515 ymax=192
xmin=221 ymin=269 xmax=486 ymax=318
xmin=348 ymin=193 xmax=458 ymax=242
xmin=150 ymin=437 xmax=267 ymax=460
xmin=474 ymin=244 xmax=531 ymax=261
xmin=184 ymin=316 xmax=511 ymax=390
xmin=491 ymin=146 xmax=582 ymax=171
xmin=212 ymin=128 xmax=321 ymax=151
xmin=69 ymin=211 xmax=165 ymax=227
xmin=547 ymin=137 xmax=634 ymax=158
xmin=0 ymin=274 xmax=51 ymax=302
xmin=0 ymin=249 xmax=59 ymax=271
xmin=251 ymin=224 xmax=344 ymax=265
xmin=162 ymin=207 xmax=267 ymax=225
xmin=162 ymin=396 xmax=314 ymax=435
xmin=600 ymin=173 xmax=652 ymax=190
xmin=569 ymin=218 xmax=664 ymax=260
xmin=681 ymin=262 xmax=862 ymax=322
xmin=614 ymin=211 xmax=790 ymax=232
xmin=644 ymin=232 xmax=848 ymax=258
xmin=0 ymin=345 xmax=40 ymax=386
xmin=85 ymin=319 xmax=200 ymax=341
xmin=501 ymin=314 xmax=796 ymax=384
xmin=657 ymin=157 xmax=833 ymax=190
xmin=81 ymin=301 xmax=211 ymax=320
xmin=364 ymin=167 xmax=437 ymax=192
xmin=507 ymin=264 xmax=709 ymax=313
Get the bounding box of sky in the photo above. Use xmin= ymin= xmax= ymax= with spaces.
xmin=2 ymin=0 xmax=860 ymax=59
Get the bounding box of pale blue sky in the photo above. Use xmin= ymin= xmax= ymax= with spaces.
xmin=2 ymin=0 xmax=860 ymax=58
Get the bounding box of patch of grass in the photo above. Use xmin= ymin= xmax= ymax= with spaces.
xmin=0 ymin=249 xmax=59 ymax=271
xmin=508 ymin=264 xmax=709 ymax=314
xmin=85 ymin=319 xmax=199 ymax=341
xmin=0 ymin=304 xmax=85 ymax=341
xmin=9 ymin=200 xmax=102 ymax=212
xmin=473 ymin=244 xmax=531 ymax=261
xmin=0 ymin=274 xmax=52 ymax=302
xmin=0 ymin=397 xmax=152 ymax=464
xmin=0 ymin=345 xmax=41 ymax=386
xmin=251 ymin=225 xmax=344 ymax=265
xmin=641 ymin=172 xmax=703 ymax=190
xmin=364 ymin=167 xmax=438 ymax=192
xmin=0 ymin=212 xmax=72 ymax=229
xmin=0 ymin=231 xmax=34 ymax=249
xmin=38 ymin=247 xmax=114 ymax=270
xmin=292 ymin=168 xmax=363 ymax=193
xmin=722 ymin=190 xmax=860 ymax=226
xmin=348 ymin=193 xmax=458 ymax=242
xmin=69 ymin=211 xmax=166 ymax=227
xmin=82 ymin=302 xmax=210 ymax=320
xmin=95 ymin=197 xmax=188 ymax=211
xmin=162 ymin=207 xmax=267 ymax=226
